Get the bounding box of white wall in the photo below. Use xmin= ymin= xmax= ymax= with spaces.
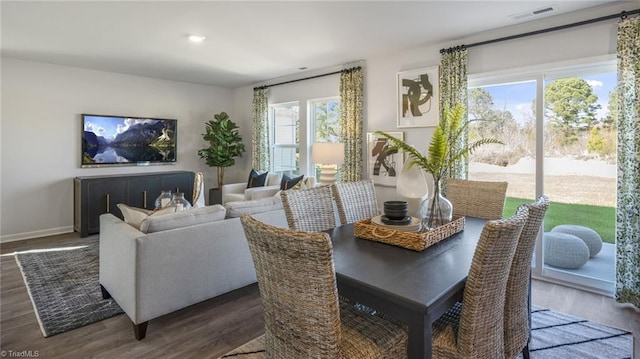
xmin=1 ymin=58 xmax=233 ymax=241
xmin=233 ymin=2 xmax=630 ymax=207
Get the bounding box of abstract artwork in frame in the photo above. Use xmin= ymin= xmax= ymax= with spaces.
xmin=367 ymin=132 xmax=404 ymax=187
xmin=397 ymin=66 xmax=440 ymax=128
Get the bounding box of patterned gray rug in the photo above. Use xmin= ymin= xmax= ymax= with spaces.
xmin=15 ymin=237 xmax=123 ymax=337
xmin=220 ymin=307 xmax=632 ymax=358
xmin=525 ymin=306 xmax=632 ymax=359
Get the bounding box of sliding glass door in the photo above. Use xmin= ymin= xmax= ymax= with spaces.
xmin=468 ymin=57 xmax=617 ymax=294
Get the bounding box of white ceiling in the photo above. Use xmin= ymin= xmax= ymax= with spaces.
xmin=0 ymin=1 xmax=624 ymax=88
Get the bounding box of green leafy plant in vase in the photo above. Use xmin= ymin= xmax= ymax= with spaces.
xmin=198 ymin=112 xmax=246 ymax=189
xmin=376 ymin=104 xmax=501 ymax=229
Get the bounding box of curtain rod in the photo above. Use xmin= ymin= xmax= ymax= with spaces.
xmin=440 ymin=8 xmax=640 ymax=53
xmin=254 ymin=66 xmax=361 ymax=90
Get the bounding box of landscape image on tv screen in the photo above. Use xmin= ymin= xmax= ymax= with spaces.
xmin=82 ymin=114 xmax=177 ymax=167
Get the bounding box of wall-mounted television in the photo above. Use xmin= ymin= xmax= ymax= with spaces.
xmin=81 ymin=114 xmax=177 ymax=167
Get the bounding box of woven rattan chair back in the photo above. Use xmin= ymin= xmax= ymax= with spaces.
xmin=241 ymin=214 xmax=408 ymax=358
xmin=240 ymin=214 xmax=341 ymax=357
xmin=331 ymin=179 xmax=379 ymax=224
xmin=453 ymin=207 xmax=528 ymax=359
xmin=504 ymin=196 xmax=549 ymax=359
xmin=446 ymin=179 xmax=508 ymax=219
xmin=280 ymin=185 xmax=336 ymax=232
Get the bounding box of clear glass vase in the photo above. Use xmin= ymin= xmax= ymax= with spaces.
xmin=154 ymin=190 xmax=173 ymax=210
xmin=422 ymin=177 xmax=452 ymax=230
xmin=169 ymin=192 xmax=192 ymax=212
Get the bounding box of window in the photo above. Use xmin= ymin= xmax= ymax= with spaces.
xmin=270 ymin=102 xmax=299 ymax=175
xmin=310 ymin=97 xmax=341 ymax=181
xmin=269 ymin=97 xmax=341 ymax=178
xmin=468 ymin=57 xmax=617 ymax=294
xmin=311 ymin=97 xmax=341 ymax=143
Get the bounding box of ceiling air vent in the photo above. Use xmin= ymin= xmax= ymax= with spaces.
xmin=533 ymin=6 xmax=555 ymax=15
xmin=509 ymin=5 xmax=557 ymax=21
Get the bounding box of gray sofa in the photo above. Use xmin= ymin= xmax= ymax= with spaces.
xmin=99 ymin=204 xmax=287 ymax=340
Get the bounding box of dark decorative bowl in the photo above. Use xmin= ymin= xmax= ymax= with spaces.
xmin=383 ymin=201 xmax=408 ymax=220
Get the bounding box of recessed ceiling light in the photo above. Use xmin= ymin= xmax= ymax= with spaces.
xmin=188 ymin=34 xmax=206 ymax=43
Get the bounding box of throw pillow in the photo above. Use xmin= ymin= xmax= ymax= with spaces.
xmin=280 ymin=174 xmax=304 ymax=190
xmin=292 ymin=177 xmax=316 ymax=190
xmin=117 ymin=204 xmax=152 ymax=229
xmin=117 ymin=204 xmax=175 ymax=229
xmin=152 ymin=206 xmax=179 ymax=216
xmin=247 ymin=169 xmax=269 ymax=188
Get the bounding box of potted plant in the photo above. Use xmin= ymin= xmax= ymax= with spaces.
xmin=376 ymin=104 xmax=501 ymax=228
xmin=198 ymin=112 xmax=246 ymax=190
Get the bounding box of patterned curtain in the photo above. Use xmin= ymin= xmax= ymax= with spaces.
xmin=439 ymin=46 xmax=469 ymax=180
xmin=251 ymin=87 xmax=270 ymax=171
xmin=615 ymin=15 xmax=640 ymax=308
xmin=339 ymin=67 xmax=364 ymax=182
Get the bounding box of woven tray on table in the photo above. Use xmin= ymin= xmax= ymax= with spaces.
xmin=354 ymin=216 xmax=465 ymax=251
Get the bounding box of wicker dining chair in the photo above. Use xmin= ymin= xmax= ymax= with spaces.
xmin=331 ymin=179 xmax=379 ymax=225
xmin=446 ymin=178 xmax=508 ymax=219
xmin=504 ymin=195 xmax=549 ymax=359
xmin=280 ymin=185 xmax=336 ymax=232
xmin=431 ymin=206 xmax=528 ymax=359
xmin=240 ymin=214 xmax=408 ymax=358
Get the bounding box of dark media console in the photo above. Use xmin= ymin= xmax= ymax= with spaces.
xmin=73 ymin=171 xmax=194 ymax=237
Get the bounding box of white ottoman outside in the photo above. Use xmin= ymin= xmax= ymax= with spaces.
xmin=544 ymin=232 xmax=590 ymax=269
xmin=551 ymin=224 xmax=603 ymax=257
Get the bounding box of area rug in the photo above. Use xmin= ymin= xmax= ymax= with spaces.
xmin=15 ymin=237 xmax=123 ymax=337
xmin=219 ymin=307 xmax=632 ymax=358
xmin=525 ymin=307 xmax=632 ymax=359
xmin=220 ymin=335 xmax=265 ymax=358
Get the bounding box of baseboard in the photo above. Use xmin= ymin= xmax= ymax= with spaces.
xmin=0 ymin=226 xmax=74 ymax=243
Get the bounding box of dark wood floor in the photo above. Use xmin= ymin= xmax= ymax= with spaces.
xmin=1 ymin=232 xmax=638 ymax=358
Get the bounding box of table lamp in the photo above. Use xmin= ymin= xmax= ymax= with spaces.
xmin=312 ymin=142 xmax=345 ymax=186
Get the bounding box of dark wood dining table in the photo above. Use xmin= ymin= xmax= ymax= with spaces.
xmin=327 ymin=217 xmax=487 ymax=359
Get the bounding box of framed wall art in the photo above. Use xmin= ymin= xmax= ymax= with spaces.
xmin=396 ymin=66 xmax=439 ymax=128
xmin=366 ymin=132 xmax=404 ymax=187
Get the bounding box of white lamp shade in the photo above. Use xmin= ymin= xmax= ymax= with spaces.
xmin=312 ymin=142 xmax=345 ymax=165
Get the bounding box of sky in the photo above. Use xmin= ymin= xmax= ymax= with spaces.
xmin=84 ymin=115 xmax=154 ymax=139
xmin=478 ymin=71 xmax=617 ymax=124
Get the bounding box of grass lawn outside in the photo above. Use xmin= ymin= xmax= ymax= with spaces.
xmin=503 ymin=197 xmax=616 ymax=244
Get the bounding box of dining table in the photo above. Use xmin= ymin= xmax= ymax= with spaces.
xmin=327 ymin=217 xmax=488 ymax=359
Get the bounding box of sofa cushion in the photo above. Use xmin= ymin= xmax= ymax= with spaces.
xmin=117 ymin=204 xmax=176 ymax=229
xmin=224 ymin=197 xmax=283 ymax=218
xmin=139 ymin=204 xmax=226 ymax=233
xmin=225 ymin=193 xmax=247 ymax=203
xmin=247 ymin=169 xmax=269 ymax=188
xmin=280 ymin=174 xmax=304 ymax=190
